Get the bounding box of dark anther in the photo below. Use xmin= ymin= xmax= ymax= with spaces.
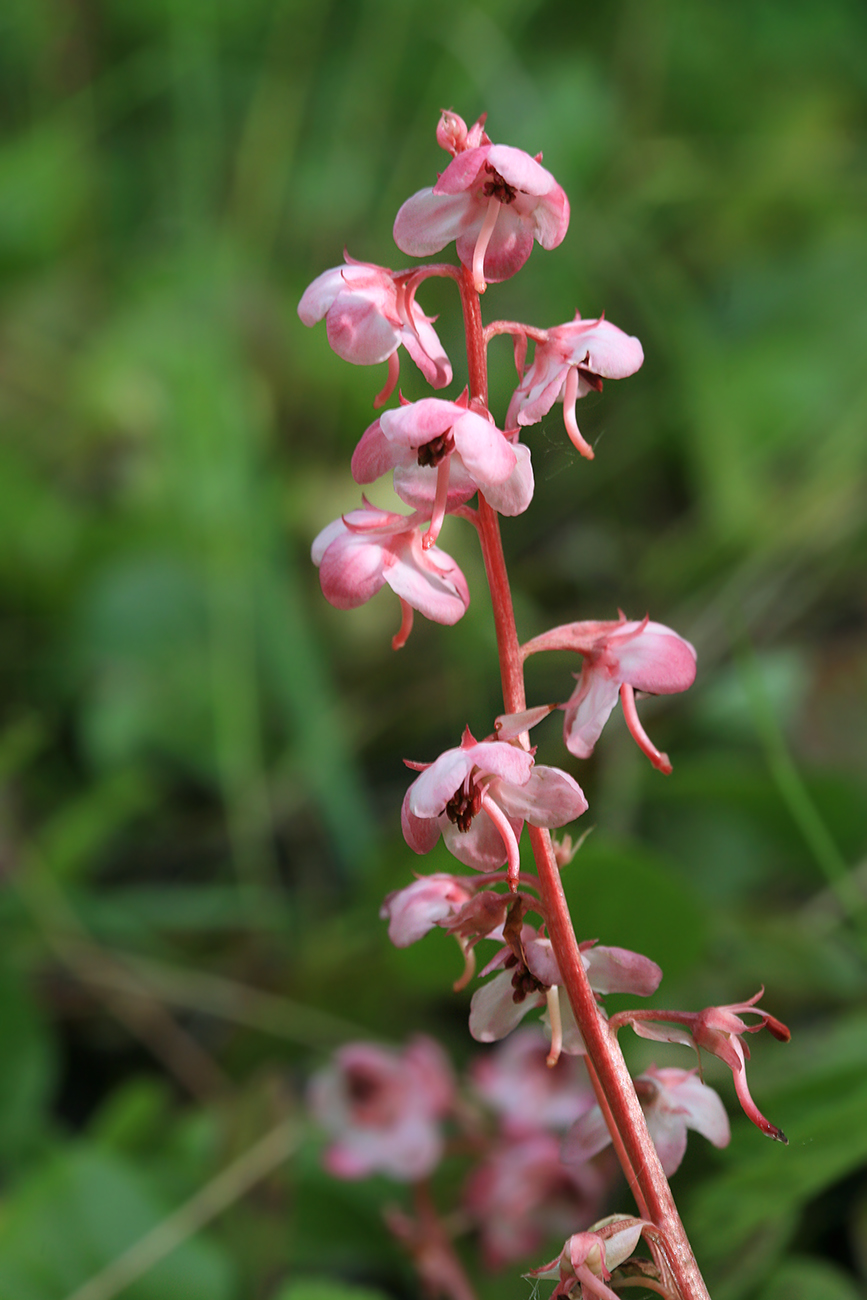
xmin=577 ymin=354 xmax=604 ymax=392
xmin=510 ymin=964 xmax=547 ymax=1004
xmin=445 ymin=777 xmax=483 ymax=833
xmin=482 ymin=163 xmax=517 ymax=205
xmin=417 ymin=431 xmax=454 ymax=468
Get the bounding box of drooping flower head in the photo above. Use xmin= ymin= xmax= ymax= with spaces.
xmin=394 ymin=111 xmax=569 ymax=293
xmin=308 ymin=1036 xmax=455 ymax=1181
xmin=622 ymin=990 xmax=791 ymax=1143
xmin=312 ymin=500 xmax=469 ymax=649
xmin=523 ymin=613 xmax=697 ymax=773
xmin=506 ymin=313 xmax=644 ymax=459
xmin=527 ymin=1218 xmax=648 ymax=1300
xmin=380 ymin=872 xmax=477 ymax=948
xmin=298 ymin=254 xmax=451 ymax=406
xmin=401 ymin=726 xmax=587 ymax=887
xmin=469 ymin=926 xmax=662 ymax=1058
xmin=351 ymin=392 xmax=533 ymax=548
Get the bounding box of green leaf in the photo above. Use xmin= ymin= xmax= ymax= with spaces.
xmin=276 ymin=1282 xmax=391 ymax=1300
xmin=755 ymin=1256 xmax=864 ymax=1300
xmin=0 ymin=965 xmax=56 ymax=1167
xmin=0 ymin=1146 xmax=232 ymax=1300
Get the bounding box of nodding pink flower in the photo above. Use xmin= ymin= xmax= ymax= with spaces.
xmin=469 ymin=929 xmax=662 ymax=1058
xmin=463 ymin=1129 xmax=607 ymax=1269
xmin=394 ymin=111 xmax=569 ymax=293
xmin=563 ymin=1064 xmax=730 ymax=1177
xmin=528 ymin=1218 xmax=647 ymax=1300
xmin=311 ymin=501 xmax=469 ymax=649
xmin=693 ymin=994 xmax=790 ymax=1143
xmin=380 ymin=872 xmax=476 ymax=947
xmin=298 ymin=254 xmax=451 ymax=406
xmin=624 ymin=990 xmax=791 ymax=1143
xmin=506 ymin=313 xmax=644 ymax=459
xmin=401 ymin=727 xmax=587 ymax=888
xmin=351 ymin=393 xmax=533 ymax=548
xmin=308 ymin=1036 xmax=455 ymax=1182
xmin=523 ymin=614 xmax=697 ymax=773
xmin=470 ymin=1028 xmax=596 ymax=1135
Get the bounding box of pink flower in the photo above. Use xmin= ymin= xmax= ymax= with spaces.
xmin=469 ymin=929 xmax=662 ymax=1055
xmin=312 ymin=501 xmax=469 ymax=649
xmin=351 ymin=393 xmax=534 ymax=547
xmin=471 ymin=1027 xmax=596 ymax=1134
xmin=401 ymin=727 xmax=587 ymax=885
xmin=623 ymin=990 xmax=791 ymax=1143
xmin=528 ymin=1218 xmax=647 ymax=1300
xmin=393 ymin=111 xmax=569 ymax=292
xmin=463 ymin=1129 xmax=607 ymax=1268
xmin=379 ymin=872 xmax=476 ymax=947
xmin=298 ymin=254 xmax=451 ymax=405
xmin=308 ymin=1036 xmax=455 ymax=1181
xmin=693 ymin=994 xmax=790 ymax=1143
xmin=523 ymin=614 xmax=697 ymax=773
xmin=506 ymin=313 xmax=644 ymax=459
xmin=563 ymin=1064 xmax=730 ymax=1176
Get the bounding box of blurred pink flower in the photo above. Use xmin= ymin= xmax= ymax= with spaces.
xmin=308 ymin=1036 xmax=455 ymax=1182
xmin=394 ymin=111 xmax=569 ymax=292
xmin=464 ymin=1129 xmax=606 ymax=1268
xmin=298 ymin=254 xmax=451 ymax=404
xmin=401 ymin=727 xmax=587 ymax=883
xmin=506 ymin=313 xmax=644 ymax=459
xmin=351 ymin=394 xmax=533 ymax=547
xmin=312 ymin=501 xmax=469 ymax=648
xmin=563 ymin=1064 xmax=730 ymax=1176
xmin=471 ymin=1027 xmax=596 ymax=1134
xmin=380 ymin=872 xmax=476 ymax=947
xmin=523 ymin=613 xmax=697 ymax=773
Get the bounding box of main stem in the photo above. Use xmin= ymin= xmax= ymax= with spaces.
xmin=456 ymin=266 xmax=710 ymax=1300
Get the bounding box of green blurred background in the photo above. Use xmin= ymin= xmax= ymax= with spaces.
xmin=1 ymin=0 xmax=866 ymax=1296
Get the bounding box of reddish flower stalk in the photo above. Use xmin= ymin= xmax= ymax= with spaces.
xmin=455 ymin=262 xmax=711 ymax=1300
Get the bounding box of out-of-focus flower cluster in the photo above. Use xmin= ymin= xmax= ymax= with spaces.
xmin=308 ymin=1026 xmax=730 ymax=1270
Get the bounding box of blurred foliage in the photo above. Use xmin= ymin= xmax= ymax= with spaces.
xmin=0 ymin=0 xmax=866 ymax=1296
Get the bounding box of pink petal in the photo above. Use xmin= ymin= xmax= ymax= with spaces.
xmin=400 ymin=314 xmax=452 ymax=388
xmin=644 ymin=1109 xmax=688 ymax=1177
xmin=469 ymin=971 xmax=540 ymax=1042
xmin=351 ymin=419 xmax=409 ymax=484
xmin=484 ymin=144 xmax=560 ymax=197
xmin=481 ymin=441 xmax=535 ymax=516
xmin=393 ymin=188 xmax=474 ymax=257
xmin=408 ymin=750 xmax=474 ymax=818
xmin=316 ymin=530 xmax=387 ymax=609
xmin=582 ymin=945 xmax=662 ymax=997
xmin=451 ymin=411 xmax=516 ymax=486
xmin=562 ymin=1105 xmax=612 ymax=1164
xmin=495 ymin=765 xmax=588 ymax=827
xmin=563 ymin=672 xmax=621 ymax=758
xmin=385 ymin=535 xmax=470 ymax=625
xmin=442 ymin=808 xmax=522 ymax=872
xmin=380 ymin=873 xmax=472 ymax=946
xmin=559 ymin=318 xmax=644 ymax=379
xmin=613 ymin=623 xmax=697 ymax=694
xmin=652 ymin=1069 xmax=730 ymax=1149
